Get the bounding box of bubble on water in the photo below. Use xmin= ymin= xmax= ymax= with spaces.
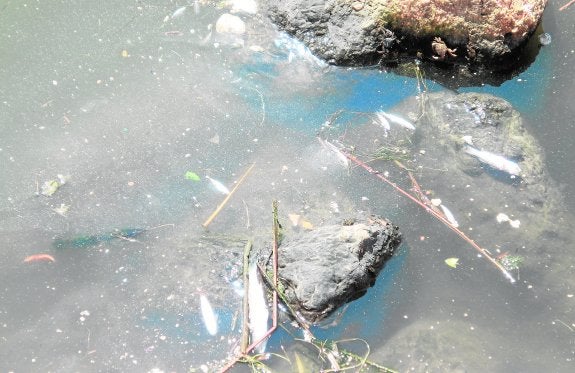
xmin=539 ymin=32 xmax=552 ymax=46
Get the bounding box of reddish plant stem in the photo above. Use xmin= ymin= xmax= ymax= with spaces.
xmin=560 ymin=0 xmax=575 ymax=11
xmin=345 ymin=152 xmax=516 ymax=283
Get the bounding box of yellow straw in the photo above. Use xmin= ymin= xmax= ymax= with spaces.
xmin=202 ymin=163 xmax=256 ymax=228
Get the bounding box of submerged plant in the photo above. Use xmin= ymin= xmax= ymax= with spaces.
xmin=372 ymin=144 xmax=412 ymax=162
xmin=497 ymin=254 xmax=523 ymax=272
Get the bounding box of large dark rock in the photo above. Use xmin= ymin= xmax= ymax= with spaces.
xmin=267 ymin=215 xmax=401 ymax=323
xmin=261 ymin=0 xmax=548 ymax=87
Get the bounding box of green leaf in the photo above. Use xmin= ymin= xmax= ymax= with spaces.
xmin=184 ymin=171 xmax=201 ymax=181
xmin=445 ymin=257 xmax=459 ymax=268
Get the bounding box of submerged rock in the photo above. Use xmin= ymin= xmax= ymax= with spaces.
xmin=266 ymin=215 xmax=402 ymax=323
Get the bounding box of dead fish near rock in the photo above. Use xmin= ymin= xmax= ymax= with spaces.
xmin=464 ymin=146 xmax=521 ymax=176
xmin=248 ymin=262 xmax=269 ymax=353
xmin=378 ymin=111 xmax=415 ymax=131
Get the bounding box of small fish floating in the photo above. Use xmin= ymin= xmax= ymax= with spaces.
xmin=464 ymin=146 xmax=521 ymax=176
xmin=206 ymin=176 xmax=231 ymax=195
xmin=171 ymin=6 xmax=187 ymax=19
xmin=374 ymin=111 xmax=390 ymax=134
xmin=318 ymin=138 xmax=350 ymax=168
xmin=379 ymin=111 xmax=416 ymax=131
xmin=199 ymin=293 xmax=218 ymax=336
xmin=440 ymin=204 xmax=459 ymax=228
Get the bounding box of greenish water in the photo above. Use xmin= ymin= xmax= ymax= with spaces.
xmin=1 ymin=1 xmax=574 ymax=372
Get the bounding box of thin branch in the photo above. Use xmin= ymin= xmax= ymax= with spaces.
xmin=202 ymin=163 xmax=256 ymax=228
xmin=343 ymin=151 xmax=516 ymax=283
xmin=560 ymin=0 xmax=575 ymax=11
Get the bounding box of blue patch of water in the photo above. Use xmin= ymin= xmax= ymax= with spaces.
xmin=459 ymin=46 xmax=553 ymax=115
xmin=264 ymin=245 xmax=408 ymax=349
xmin=235 ymin=35 xmax=443 ymax=133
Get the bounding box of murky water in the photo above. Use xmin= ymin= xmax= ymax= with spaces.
xmin=1 ymin=1 xmax=574 ymax=372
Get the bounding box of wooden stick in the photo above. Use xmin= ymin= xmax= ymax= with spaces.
xmin=202 ymin=163 xmax=256 ymax=228
xmin=560 ymin=0 xmax=575 ymax=11
xmin=344 ymin=151 xmax=516 ymax=283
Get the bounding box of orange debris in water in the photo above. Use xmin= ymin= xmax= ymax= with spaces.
xmin=23 ymin=254 xmax=55 ymax=263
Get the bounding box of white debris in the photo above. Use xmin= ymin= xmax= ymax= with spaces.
xmin=230 ymin=0 xmax=257 ymax=15
xmin=496 ymin=213 xmax=510 ymax=223
xmin=430 ymin=198 xmax=442 ymax=207
xmin=215 ymin=13 xmax=246 ymax=35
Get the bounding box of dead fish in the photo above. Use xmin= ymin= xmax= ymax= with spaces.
xmin=171 ymin=6 xmax=187 ymax=19
xmin=248 ymin=262 xmax=269 ymax=354
xmin=206 ymin=175 xmax=230 ymax=195
xmin=318 ymin=138 xmax=350 ymax=168
xmin=374 ymin=111 xmax=390 ymax=133
xmin=199 ymin=293 xmax=218 ymax=336
xmin=380 ymin=111 xmax=416 ymax=130
xmin=440 ymin=204 xmax=459 ymax=228
xmin=464 ymin=146 xmax=521 ymax=176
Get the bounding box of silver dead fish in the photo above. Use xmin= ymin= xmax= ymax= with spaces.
xmin=248 ymin=262 xmax=269 ymax=354
xmin=206 ymin=175 xmax=231 ymax=195
xmin=199 ymin=293 xmax=218 ymax=336
xmin=464 ymin=146 xmax=521 ymax=176
xmin=380 ymin=111 xmax=416 ymax=131
xmin=440 ymin=204 xmax=459 ymax=228
xmin=318 ymin=138 xmax=350 ymax=168
xmin=374 ymin=111 xmax=391 ymax=133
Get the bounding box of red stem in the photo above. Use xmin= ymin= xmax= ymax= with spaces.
xmin=345 ymin=152 xmax=516 ymax=283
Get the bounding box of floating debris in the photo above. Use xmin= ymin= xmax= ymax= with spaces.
xmin=206 ymin=175 xmax=231 ymax=195
xmin=39 ymin=174 xmax=69 ymax=196
xmin=24 ymin=254 xmax=55 ymax=263
xmin=329 ymin=201 xmax=340 ymax=213
xmin=461 ymin=135 xmax=474 ymax=145
xmin=184 ymin=171 xmax=201 ymax=181
xmin=288 ymin=213 xmax=301 ymax=227
xmin=430 ymin=198 xmax=442 ymax=207
xmin=209 ymin=134 xmax=220 ymax=144
xmin=215 ymin=13 xmax=246 ymax=35
xmin=496 ymin=213 xmax=521 ymax=228
xmin=445 ymin=257 xmax=459 ymax=268
xmin=300 ymin=219 xmax=314 ymax=230
xmin=539 ymin=32 xmax=552 ymax=46
xmin=230 ymin=0 xmax=258 ymax=14
xmin=199 ymin=293 xmax=218 ymax=336
xmin=52 ymin=203 xmax=70 ymax=217
xmin=53 ymin=228 xmax=146 ymax=249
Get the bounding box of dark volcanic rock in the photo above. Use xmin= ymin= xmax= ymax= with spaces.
xmin=261 ymin=0 xmax=548 ymax=87
xmin=263 ymin=0 xmax=390 ymax=65
xmin=268 ymin=216 xmax=401 ymax=323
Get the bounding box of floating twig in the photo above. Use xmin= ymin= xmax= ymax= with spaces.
xmin=343 ymin=151 xmax=516 ymax=283
xmin=560 ymin=0 xmax=575 ymax=11
xmin=202 ymin=163 xmax=256 ymax=228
